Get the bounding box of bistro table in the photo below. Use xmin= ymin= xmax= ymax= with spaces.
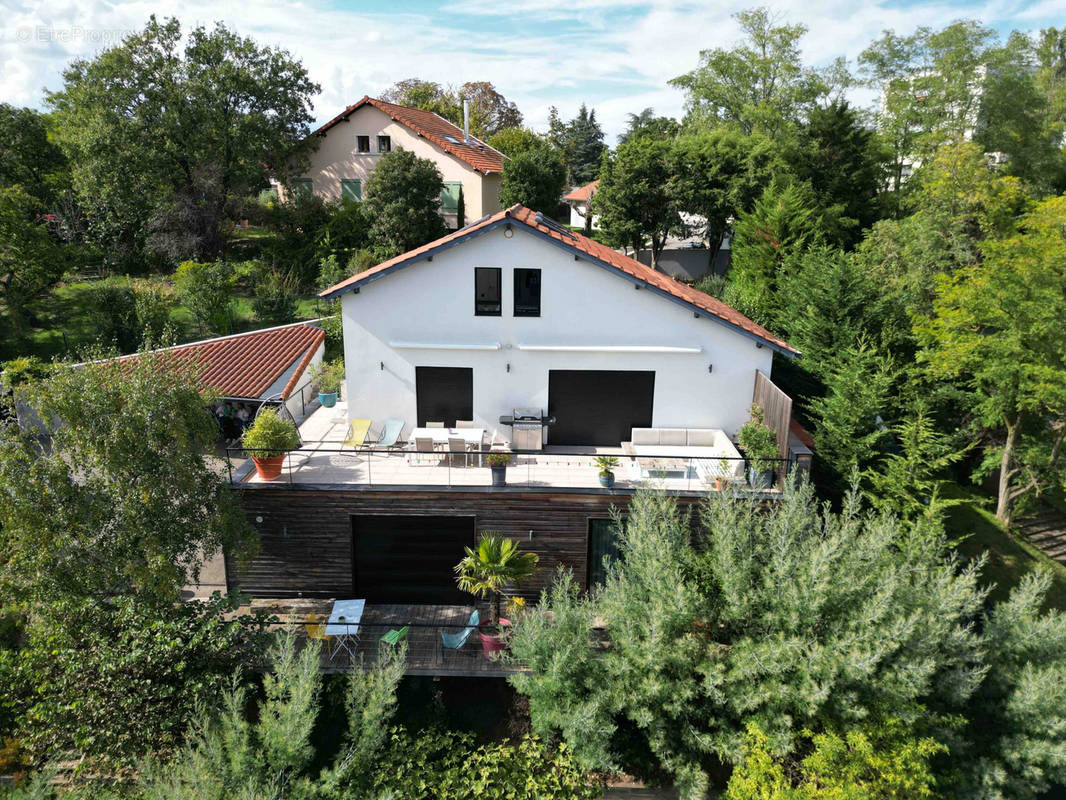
xmin=408 ymin=427 xmax=486 ymax=465
xmin=325 ymin=598 xmax=365 ymax=663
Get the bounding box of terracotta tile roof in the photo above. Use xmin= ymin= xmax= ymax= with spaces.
xmin=563 ymin=180 xmax=599 ymax=202
xmin=122 ymin=323 xmax=325 ymax=400
xmin=321 ymin=205 xmax=797 ymax=356
xmin=314 ymin=96 xmax=505 ymax=174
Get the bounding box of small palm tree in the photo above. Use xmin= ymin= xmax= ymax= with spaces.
xmin=454 ymin=533 xmax=539 ymax=624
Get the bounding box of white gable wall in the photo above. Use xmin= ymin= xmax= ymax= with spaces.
xmin=340 ymin=225 xmax=773 ymax=445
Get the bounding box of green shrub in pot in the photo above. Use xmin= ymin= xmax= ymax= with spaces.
xmin=737 ymin=404 xmax=778 ymax=488
xmin=241 ymin=408 xmax=301 ymax=458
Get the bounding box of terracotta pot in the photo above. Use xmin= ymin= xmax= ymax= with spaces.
xmin=252 ymin=454 xmax=285 ymax=481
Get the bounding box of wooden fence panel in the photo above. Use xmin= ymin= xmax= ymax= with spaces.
xmin=752 ymin=370 xmax=792 ymax=461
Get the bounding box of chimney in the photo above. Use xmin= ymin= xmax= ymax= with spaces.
xmin=462 ymin=99 xmax=470 ymax=143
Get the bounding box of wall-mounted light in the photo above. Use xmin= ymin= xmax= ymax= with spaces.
xmin=506 ymin=362 xmax=511 ymax=373
xmin=504 ymin=223 xmax=513 ymax=238
xmin=756 ymin=342 xmax=764 ymax=349
xmin=708 ymin=364 xmax=713 ymax=373
xmin=380 ymin=361 xmax=384 ymax=370
xmin=529 ymin=529 xmax=534 ymax=541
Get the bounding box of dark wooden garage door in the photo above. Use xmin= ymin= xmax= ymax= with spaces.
xmin=548 ymin=370 xmax=655 ymax=446
xmin=351 ymin=515 xmax=473 ymax=603
xmin=415 ymin=367 xmax=473 ymax=427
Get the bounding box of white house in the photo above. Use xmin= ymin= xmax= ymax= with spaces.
xmin=285 ymin=96 xmax=505 ymax=228
xmin=321 ymin=204 xmax=797 ymax=450
xmin=562 ymin=180 xmax=599 ymax=230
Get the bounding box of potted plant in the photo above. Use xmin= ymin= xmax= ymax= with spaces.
xmin=714 ymin=458 xmax=733 ymax=491
xmin=596 ymin=455 xmax=619 ymax=488
xmin=312 ymin=360 xmax=344 ymax=408
xmin=737 ymin=404 xmax=778 ymax=489
xmin=486 ymin=452 xmax=512 ymax=487
xmin=241 ymin=408 xmax=301 ymax=480
xmin=454 ymin=533 xmax=539 ymax=658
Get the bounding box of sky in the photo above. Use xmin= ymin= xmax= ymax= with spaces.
xmin=1 ymin=0 xmax=1062 ymax=141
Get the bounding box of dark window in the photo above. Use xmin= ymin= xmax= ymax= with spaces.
xmin=514 ymin=268 xmax=541 ymax=317
xmin=415 ymin=367 xmax=473 ymax=427
xmin=340 ymin=179 xmax=361 ymax=201
xmin=377 ymin=135 xmax=392 ymax=153
xmin=475 ymin=267 xmax=501 ymax=316
xmin=356 ymin=135 xmax=370 ymax=153
xmin=588 ymin=518 xmax=622 ymax=588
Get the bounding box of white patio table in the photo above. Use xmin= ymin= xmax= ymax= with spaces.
xmin=325 ymin=598 xmax=365 ymax=663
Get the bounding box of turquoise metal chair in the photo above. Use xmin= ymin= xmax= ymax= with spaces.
xmin=441 ymin=610 xmax=479 ymax=650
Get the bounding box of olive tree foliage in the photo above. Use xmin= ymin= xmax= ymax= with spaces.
xmin=510 ymin=486 xmax=1066 ymax=799
xmin=46 ymin=16 xmax=319 ymax=264
xmin=363 ymin=148 xmax=447 ymax=259
xmin=671 ymin=8 xmax=844 ymax=137
xmin=136 ymin=630 xmax=406 ymax=800
xmin=0 ymin=352 xmax=254 ymax=606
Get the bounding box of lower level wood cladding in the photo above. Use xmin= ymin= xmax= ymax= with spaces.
xmin=227 ymin=486 xmax=704 ymax=599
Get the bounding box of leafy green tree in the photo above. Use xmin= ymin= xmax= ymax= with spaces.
xmin=0 ymin=352 xmax=254 ymax=606
xmin=381 ymin=79 xmax=522 ymax=139
xmin=47 ymin=16 xmax=319 ymax=264
xmin=251 ymin=266 xmax=298 ymax=325
xmin=363 ymin=149 xmax=447 ymax=259
xmin=175 ymin=260 xmax=237 ymax=335
xmin=135 ymin=630 xmax=405 ymax=799
xmin=381 ymin=78 xmax=460 ymax=121
xmin=0 ymin=186 xmax=67 ymax=337
xmin=548 ymin=104 xmax=606 ymax=186
xmin=617 ymin=108 xmax=680 ymax=145
xmin=671 ymin=8 xmax=841 ymax=137
xmin=916 ymin=196 xmax=1066 ymax=524
xmin=264 ymin=190 xmax=336 ymax=288
xmin=808 ymin=339 xmax=894 ymax=482
xmin=0 ymin=594 xmax=273 ymax=771
xmin=724 ymin=179 xmax=819 ymax=327
xmin=499 ymin=146 xmax=567 ymax=215
xmin=725 ymin=720 xmax=946 ymax=799
xmin=509 ymin=488 xmax=987 ymax=799
xmin=786 ymin=100 xmax=886 ymax=246
xmin=594 ymin=136 xmax=682 ymax=268
xmin=668 ymin=127 xmax=784 ymax=265
xmin=0 ymin=105 xmax=68 ymax=207
xmin=486 ymin=127 xmax=546 ymax=158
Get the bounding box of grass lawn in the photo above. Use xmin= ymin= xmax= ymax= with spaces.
xmin=944 ymin=483 xmax=1066 ymax=611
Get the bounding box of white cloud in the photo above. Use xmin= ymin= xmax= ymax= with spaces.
xmin=0 ymin=0 xmax=1051 ymax=140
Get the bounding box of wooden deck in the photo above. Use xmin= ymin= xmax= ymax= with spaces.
xmin=241 ymin=599 xmax=523 ymax=678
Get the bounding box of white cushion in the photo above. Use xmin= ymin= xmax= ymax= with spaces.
xmin=659 ymin=428 xmax=687 ymax=447
xmin=685 ymin=429 xmax=717 ymax=447
xmin=631 ymin=428 xmax=659 ymax=446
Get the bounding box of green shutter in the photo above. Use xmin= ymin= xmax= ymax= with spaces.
xmin=341 ymin=179 xmax=362 ymax=202
xmin=292 ymin=178 xmax=313 ymax=197
xmin=440 ymin=181 xmax=462 ymax=214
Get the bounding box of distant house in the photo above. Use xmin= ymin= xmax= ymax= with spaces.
xmin=283 ymin=96 xmax=506 ymax=228
xmin=562 ymin=180 xmax=599 ymax=230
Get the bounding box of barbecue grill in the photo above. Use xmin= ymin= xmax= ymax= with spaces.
xmin=498 ymin=407 xmax=555 ymax=451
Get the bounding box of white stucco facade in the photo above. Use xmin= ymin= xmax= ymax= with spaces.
xmin=339 ymin=224 xmax=774 ymax=447
xmin=289 ymin=104 xmax=502 ymax=228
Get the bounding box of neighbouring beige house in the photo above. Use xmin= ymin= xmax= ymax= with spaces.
xmin=282 ymin=96 xmax=505 ymax=229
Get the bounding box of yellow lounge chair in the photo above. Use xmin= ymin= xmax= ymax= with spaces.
xmin=344 ymin=418 xmax=372 ymax=449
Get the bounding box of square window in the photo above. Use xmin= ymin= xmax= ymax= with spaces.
xmin=340 ymin=179 xmax=362 ymax=202
xmin=514 ymin=268 xmax=541 ymax=317
xmin=377 ymin=135 xmax=391 ymax=153
xmin=475 ymin=267 xmax=501 ymax=316
xmin=356 ymin=135 xmax=370 ymax=153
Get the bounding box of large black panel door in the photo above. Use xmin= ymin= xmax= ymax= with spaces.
xmin=351 ymin=515 xmax=474 ymax=603
xmin=415 ymin=367 xmax=473 ymax=427
xmin=548 ymin=370 xmax=655 ymax=446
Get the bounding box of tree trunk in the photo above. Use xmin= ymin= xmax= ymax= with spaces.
xmin=996 ymin=416 xmax=1020 ymax=525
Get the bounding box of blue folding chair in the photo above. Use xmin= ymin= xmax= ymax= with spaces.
xmin=374 ymin=418 xmax=405 ymax=449
xmin=441 ymin=609 xmax=479 ymax=650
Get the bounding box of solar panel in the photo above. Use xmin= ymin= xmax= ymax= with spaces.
xmin=534 ymin=211 xmax=577 ymax=240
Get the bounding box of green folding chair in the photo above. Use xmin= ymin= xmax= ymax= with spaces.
xmin=380 ymin=625 xmax=409 ymax=646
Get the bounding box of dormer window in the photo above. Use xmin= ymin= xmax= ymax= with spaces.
xmin=356 ymin=135 xmax=370 ymax=153
xmin=378 ymin=135 xmax=392 ymax=153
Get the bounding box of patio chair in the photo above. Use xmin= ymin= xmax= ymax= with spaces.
xmin=455 ymin=420 xmax=474 ymax=428
xmin=373 ymin=419 xmax=405 ymax=449
xmin=409 ymin=436 xmax=439 ymax=466
xmin=441 ymin=610 xmax=479 ymax=650
xmin=448 ymin=436 xmax=468 ymax=467
xmin=344 ymin=418 xmax=372 ymax=449
xmin=380 ymin=626 xmax=409 ymax=646
xmin=426 ymin=421 xmax=444 ymax=428
xmin=304 ymin=612 xmax=332 ymax=649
